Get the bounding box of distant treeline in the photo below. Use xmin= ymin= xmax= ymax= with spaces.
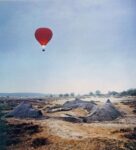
xmin=88 ymin=89 xmax=136 ymax=97
xmin=118 ymin=89 xmax=136 ymax=96
xmin=57 ymin=89 xmax=136 ymax=97
xmin=0 ymin=89 xmax=136 ymax=98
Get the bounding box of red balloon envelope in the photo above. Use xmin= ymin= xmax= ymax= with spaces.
xmin=35 ymin=28 xmax=53 ymax=47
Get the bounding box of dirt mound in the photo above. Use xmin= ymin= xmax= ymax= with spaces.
xmin=6 ymin=102 xmax=42 ymax=118
xmin=63 ymin=98 xmax=97 ymax=112
xmin=85 ymin=99 xmax=122 ymax=122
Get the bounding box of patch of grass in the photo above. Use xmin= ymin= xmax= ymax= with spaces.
xmin=4 ymin=122 xmax=43 ymax=147
xmin=120 ymin=128 xmax=132 ymax=133
xmin=124 ymin=141 xmax=136 ymax=150
xmin=0 ymin=121 xmax=8 ymax=150
xmin=8 ymin=123 xmax=42 ymax=136
xmin=132 ymin=109 xmax=136 ymax=113
xmin=31 ymin=137 xmax=50 ymax=148
xmin=123 ymin=127 xmax=136 ymax=140
xmin=0 ymin=103 xmax=12 ymax=111
xmin=0 ymin=104 xmax=9 ymax=150
xmin=124 ymin=132 xmax=136 ymax=140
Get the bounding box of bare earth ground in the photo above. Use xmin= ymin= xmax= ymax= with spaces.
xmin=5 ymin=97 xmax=136 ymax=150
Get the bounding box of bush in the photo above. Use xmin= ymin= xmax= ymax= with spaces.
xmin=0 ymin=105 xmax=8 ymax=150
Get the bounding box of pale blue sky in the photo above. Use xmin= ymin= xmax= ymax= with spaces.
xmin=0 ymin=0 xmax=136 ymax=94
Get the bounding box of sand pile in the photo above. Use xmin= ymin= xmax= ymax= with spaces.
xmin=63 ymin=98 xmax=97 ymax=112
xmin=7 ymin=101 xmax=42 ymax=118
xmin=85 ymin=99 xmax=122 ymax=122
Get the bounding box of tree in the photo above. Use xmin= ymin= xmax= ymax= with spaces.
xmin=59 ymin=94 xmax=63 ymax=97
xmin=64 ymin=93 xmax=69 ymax=97
xmin=70 ymin=93 xmax=75 ymax=97
xmin=49 ymin=94 xmax=53 ymax=98
xmin=108 ymin=91 xmax=118 ymax=96
xmin=127 ymin=89 xmax=136 ymax=96
xmin=95 ymin=90 xmax=101 ymax=96
xmin=89 ymin=92 xmax=94 ymax=96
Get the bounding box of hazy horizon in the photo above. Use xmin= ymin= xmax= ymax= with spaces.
xmin=0 ymin=0 xmax=136 ymax=94
xmin=0 ymin=88 xmax=135 ymax=95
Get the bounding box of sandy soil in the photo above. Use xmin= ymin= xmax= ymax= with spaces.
xmin=5 ymin=96 xmax=136 ymax=150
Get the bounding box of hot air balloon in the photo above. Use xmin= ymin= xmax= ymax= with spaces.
xmin=35 ymin=27 xmax=53 ymax=52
